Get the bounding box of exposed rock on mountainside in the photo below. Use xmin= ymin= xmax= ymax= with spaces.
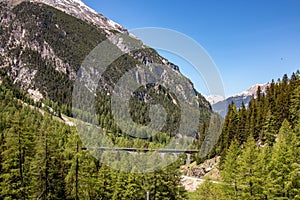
xmin=180 ymin=156 xmax=221 ymax=192
xmin=6 ymin=0 xmax=127 ymax=34
xmin=0 ymin=0 xmax=212 ymax=138
xmin=181 ymin=156 xmax=221 ymax=178
xmin=0 ymin=0 xmax=210 ymax=107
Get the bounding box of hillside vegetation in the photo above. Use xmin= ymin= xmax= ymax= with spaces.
xmin=191 ymin=72 xmax=300 ymax=199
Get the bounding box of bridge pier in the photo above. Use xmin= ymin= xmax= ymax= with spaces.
xmin=186 ymin=153 xmax=191 ymax=165
xmin=160 ymin=153 xmax=165 ymax=160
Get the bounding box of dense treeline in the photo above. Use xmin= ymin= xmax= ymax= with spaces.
xmin=216 ymin=71 xmax=300 ymax=155
xmin=191 ymin=72 xmax=300 ymax=199
xmin=0 ymin=85 xmax=187 ymax=199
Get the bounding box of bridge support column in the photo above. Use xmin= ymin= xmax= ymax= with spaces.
xmin=186 ymin=153 xmax=191 ymax=165
xmin=160 ymin=153 xmax=165 ymax=160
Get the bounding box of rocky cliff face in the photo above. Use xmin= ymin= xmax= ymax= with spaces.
xmin=0 ymin=1 xmax=103 ymax=102
xmin=0 ymin=0 xmax=211 ymax=115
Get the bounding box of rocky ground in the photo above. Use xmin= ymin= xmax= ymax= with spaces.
xmin=180 ymin=156 xmax=221 ymax=192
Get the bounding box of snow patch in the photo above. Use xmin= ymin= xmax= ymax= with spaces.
xmin=205 ymin=94 xmax=225 ymax=104
xmin=233 ymin=83 xmax=270 ymax=98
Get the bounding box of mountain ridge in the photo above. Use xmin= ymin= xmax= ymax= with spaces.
xmin=209 ymin=83 xmax=270 ymax=117
xmin=0 ymin=0 xmax=211 ymax=137
xmin=5 ymin=0 xmax=127 ymax=34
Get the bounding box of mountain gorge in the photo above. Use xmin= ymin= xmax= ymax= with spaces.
xmin=0 ymin=1 xmax=210 ymax=199
xmin=1 ymin=1 xmax=299 ymax=199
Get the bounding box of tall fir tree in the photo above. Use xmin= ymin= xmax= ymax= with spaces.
xmin=236 ymin=135 xmax=261 ymax=199
xmin=266 ymin=120 xmax=299 ymax=199
xmin=221 ymin=139 xmax=240 ymax=199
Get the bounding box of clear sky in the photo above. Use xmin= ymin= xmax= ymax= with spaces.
xmin=83 ymin=0 xmax=300 ymax=97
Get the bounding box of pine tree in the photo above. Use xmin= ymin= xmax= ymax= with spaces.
xmin=221 ymin=139 xmax=240 ymax=198
xmin=29 ymin=118 xmax=51 ymax=199
xmin=262 ymin=109 xmax=276 ymax=145
xmin=0 ymin=109 xmax=34 ymax=199
xmin=289 ymin=85 xmax=300 ymax=128
xmin=144 ymin=162 xmax=186 ymax=200
xmin=112 ymin=172 xmax=144 ymax=199
xmin=194 ymin=179 xmax=228 ymax=200
xmin=97 ymin=164 xmax=116 ymax=200
xmin=30 ymin=116 xmax=68 ymax=199
xmin=236 ymin=135 xmax=261 ymax=199
xmin=237 ymin=102 xmax=247 ymax=144
xmin=218 ymin=103 xmax=239 ymax=156
xmin=64 ymin=133 xmax=100 ymax=200
xmin=254 ymin=144 xmax=271 ymax=199
xmin=266 ymin=120 xmax=298 ymax=198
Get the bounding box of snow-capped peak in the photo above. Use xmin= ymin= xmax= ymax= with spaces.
xmin=233 ymin=83 xmax=270 ymax=98
xmin=29 ymin=0 xmax=127 ymax=34
xmin=205 ymin=94 xmax=225 ymax=105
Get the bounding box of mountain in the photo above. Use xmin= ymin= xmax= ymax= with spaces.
xmin=0 ymin=0 xmax=211 ymax=136
xmin=30 ymin=0 xmax=127 ymax=34
xmin=210 ymin=83 xmax=270 ymax=117
xmin=0 ymin=1 xmax=209 ymax=197
xmin=204 ymin=94 xmax=225 ymax=105
xmin=6 ymin=0 xmax=127 ymax=34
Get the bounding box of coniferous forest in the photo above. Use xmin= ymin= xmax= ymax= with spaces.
xmin=0 ymin=83 xmax=187 ymax=199
xmin=190 ymin=72 xmax=300 ymax=199
xmin=1 ymin=71 xmax=299 ymax=199
xmin=0 ymin=1 xmax=299 ymax=199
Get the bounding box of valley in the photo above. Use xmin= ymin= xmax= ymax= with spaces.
xmin=0 ymin=0 xmax=299 ymax=199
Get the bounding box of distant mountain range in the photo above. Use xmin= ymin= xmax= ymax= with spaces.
xmin=207 ymin=83 xmax=270 ymax=117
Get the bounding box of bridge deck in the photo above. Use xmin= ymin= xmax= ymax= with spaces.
xmin=83 ymin=147 xmax=199 ymax=154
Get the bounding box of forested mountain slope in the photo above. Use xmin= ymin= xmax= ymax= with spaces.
xmin=191 ymin=72 xmax=300 ymax=199
xmin=0 ymin=1 xmax=213 ymax=199
xmin=1 ymin=1 xmax=299 ymax=199
xmin=0 ymin=1 xmax=211 ymax=138
xmin=217 ymin=72 xmax=300 ymax=154
xmin=0 ymin=84 xmax=188 ymax=199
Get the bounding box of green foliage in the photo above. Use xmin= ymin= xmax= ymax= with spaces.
xmin=236 ymin=135 xmax=262 ymax=199
xmin=0 ymin=84 xmax=187 ymax=199
xmin=220 ymin=118 xmax=300 ymax=199
xmin=218 ymin=73 xmax=300 ymax=156
xmin=220 ymin=139 xmax=240 ymax=198
xmin=1 ymin=1 xmax=299 ymax=199
xmin=266 ymin=120 xmax=299 ymax=199
xmin=191 ymin=179 xmax=228 ymax=200
xmin=216 ymin=73 xmax=300 ymax=200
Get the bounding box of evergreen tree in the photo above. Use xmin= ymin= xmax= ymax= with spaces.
xmin=266 ymin=120 xmax=299 ymax=199
xmin=144 ymin=163 xmax=186 ymax=200
xmin=236 ymin=135 xmax=261 ymax=199
xmin=221 ymin=139 xmax=240 ymax=198
xmin=97 ymin=165 xmax=116 ymax=200
xmin=29 ymin=116 xmax=68 ymax=199
xmin=0 ymin=110 xmax=34 ymax=199
xmin=193 ymin=179 xmax=228 ymax=200
xmin=289 ymin=85 xmax=300 ymax=128
xmin=64 ymin=133 xmax=100 ymax=200
xmin=237 ymin=102 xmax=247 ymax=144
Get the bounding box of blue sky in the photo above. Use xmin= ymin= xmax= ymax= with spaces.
xmin=83 ymin=0 xmax=300 ymax=97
